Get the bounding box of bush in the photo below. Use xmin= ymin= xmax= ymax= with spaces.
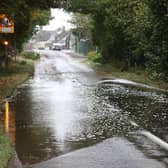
xmin=88 ymin=51 xmax=102 ymax=63
xmin=20 ymin=60 xmax=27 ymax=65
xmin=21 ymin=51 xmax=40 ymax=60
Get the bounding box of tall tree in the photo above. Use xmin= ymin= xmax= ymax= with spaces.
xmin=70 ymin=13 xmax=93 ymax=39
xmin=147 ymin=0 xmax=168 ymax=80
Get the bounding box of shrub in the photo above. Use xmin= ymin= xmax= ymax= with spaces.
xmin=21 ymin=51 xmax=40 ymax=60
xmin=88 ymin=51 xmax=102 ymax=63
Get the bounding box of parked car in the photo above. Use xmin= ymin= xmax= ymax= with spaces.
xmin=52 ymin=43 xmax=64 ymax=51
xmin=38 ymin=47 xmax=45 ymax=50
xmin=52 ymin=45 xmax=61 ymax=51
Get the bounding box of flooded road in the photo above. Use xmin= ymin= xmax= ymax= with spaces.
xmin=8 ymin=50 xmax=168 ymax=166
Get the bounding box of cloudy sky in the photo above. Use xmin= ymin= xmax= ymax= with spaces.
xmin=43 ymin=9 xmax=73 ymax=31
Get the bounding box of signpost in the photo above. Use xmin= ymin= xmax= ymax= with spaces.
xmin=0 ymin=14 xmax=14 ymax=34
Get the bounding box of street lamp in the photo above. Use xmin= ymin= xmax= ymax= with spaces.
xmin=3 ymin=40 xmax=9 ymax=46
xmin=3 ymin=40 xmax=9 ymax=67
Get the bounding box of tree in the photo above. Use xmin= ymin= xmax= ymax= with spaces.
xmin=147 ymin=0 xmax=168 ymax=80
xmin=70 ymin=13 xmax=93 ymax=39
xmin=0 ymin=0 xmax=52 ymax=67
xmin=67 ymin=0 xmax=168 ymax=80
xmin=80 ymin=0 xmax=150 ymax=66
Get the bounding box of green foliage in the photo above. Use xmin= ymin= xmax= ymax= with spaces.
xmin=68 ymin=0 xmax=168 ymax=81
xmin=0 ymin=61 xmax=31 ymax=75
xmin=20 ymin=60 xmax=27 ymax=65
xmin=31 ymin=9 xmax=52 ymax=27
xmin=0 ymin=131 xmax=12 ymax=168
xmin=93 ymin=1 xmax=149 ymax=64
xmin=146 ymin=0 xmax=168 ymax=81
xmin=67 ymin=0 xmax=98 ymax=13
xmin=70 ymin=13 xmax=93 ymax=39
xmin=21 ymin=51 xmax=40 ymax=60
xmin=88 ymin=51 xmax=102 ymax=63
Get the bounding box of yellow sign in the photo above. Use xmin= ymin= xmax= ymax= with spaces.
xmin=0 ymin=14 xmax=14 ymax=33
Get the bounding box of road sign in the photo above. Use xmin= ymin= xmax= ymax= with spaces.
xmin=0 ymin=14 xmax=14 ymax=33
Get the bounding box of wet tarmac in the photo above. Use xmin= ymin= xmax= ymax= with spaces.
xmin=32 ymin=137 xmax=166 ymax=168
xmin=4 ymin=50 xmax=168 ymax=166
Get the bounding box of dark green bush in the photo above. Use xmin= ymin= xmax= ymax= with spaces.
xmin=21 ymin=51 xmax=40 ymax=60
xmin=20 ymin=60 xmax=27 ymax=65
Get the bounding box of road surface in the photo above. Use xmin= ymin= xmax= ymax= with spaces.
xmin=9 ymin=50 xmax=168 ymax=167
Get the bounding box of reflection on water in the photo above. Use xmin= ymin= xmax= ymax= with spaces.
xmin=0 ymin=100 xmax=16 ymax=144
xmin=9 ymin=104 xmax=16 ymax=144
xmin=12 ymin=53 xmax=168 ymax=165
xmin=5 ymin=100 xmax=9 ymax=133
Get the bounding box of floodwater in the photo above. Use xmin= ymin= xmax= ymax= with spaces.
xmin=3 ymin=50 xmax=168 ymax=165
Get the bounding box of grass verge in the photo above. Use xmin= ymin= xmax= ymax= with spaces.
xmin=0 ymin=131 xmax=12 ymax=168
xmin=0 ymin=51 xmax=38 ymax=168
xmin=87 ymin=51 xmax=168 ymax=90
xmin=0 ymin=55 xmax=35 ymax=102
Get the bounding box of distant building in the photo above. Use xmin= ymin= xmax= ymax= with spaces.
xmin=66 ymin=30 xmax=90 ymax=55
xmin=25 ymin=27 xmax=90 ymax=54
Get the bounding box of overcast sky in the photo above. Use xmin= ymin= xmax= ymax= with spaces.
xmin=42 ymin=9 xmax=73 ymax=31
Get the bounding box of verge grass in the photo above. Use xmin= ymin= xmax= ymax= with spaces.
xmin=87 ymin=51 xmax=168 ymax=90
xmin=0 ymin=131 xmax=13 ymax=168
xmin=0 ymin=54 xmax=35 ymax=101
xmin=0 ymin=51 xmax=38 ymax=168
